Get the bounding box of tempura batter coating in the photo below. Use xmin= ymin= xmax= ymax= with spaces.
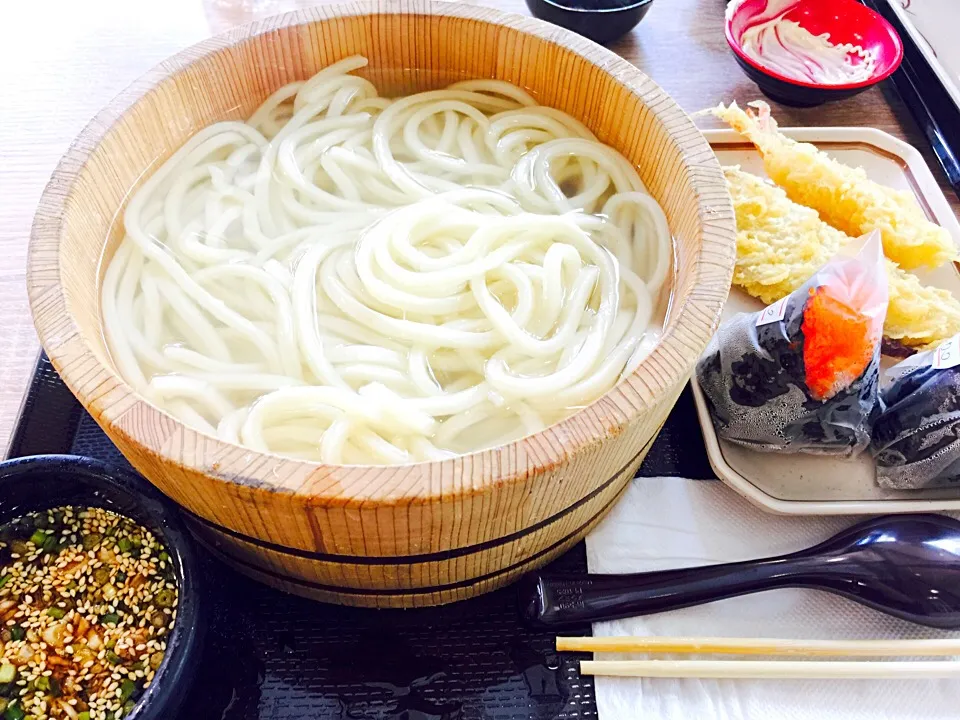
xmin=715 ymin=101 xmax=956 ymax=270
xmin=726 ymin=167 xmax=844 ymax=303
xmin=725 ymin=166 xmax=960 ymax=349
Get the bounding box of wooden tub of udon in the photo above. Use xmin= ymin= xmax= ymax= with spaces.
xmin=27 ymin=1 xmax=735 ymax=607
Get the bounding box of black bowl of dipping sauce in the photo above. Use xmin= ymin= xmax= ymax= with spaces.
xmin=0 ymin=455 xmax=204 ymax=720
xmin=525 ymin=0 xmax=655 ymax=46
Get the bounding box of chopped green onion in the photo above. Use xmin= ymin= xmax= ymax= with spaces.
xmin=105 ymin=650 xmax=121 ymax=665
xmin=0 ymin=666 xmax=14 ymax=685
xmin=9 ymin=626 xmax=23 ymax=642
xmin=101 ymin=613 xmax=120 ymax=626
xmin=3 ymin=700 xmax=25 ymax=720
xmin=46 ymin=677 xmax=59 ymax=698
xmin=158 ymin=551 xmax=170 ymax=563
xmin=150 ymin=611 xmax=166 ymax=629
xmin=116 ymin=538 xmax=133 ymax=554
xmin=121 ymin=700 xmax=135 ymax=715
xmin=0 ymin=576 xmax=8 ymax=589
xmin=92 ymin=568 xmax=110 ymax=586
xmin=119 ymin=679 xmax=136 ymax=703
xmin=149 ymin=651 xmax=164 ymax=671
xmin=41 ymin=535 xmax=58 ymax=553
xmin=28 ymin=530 xmax=46 ymax=546
xmin=155 ymin=589 xmax=176 ymax=608
xmin=77 ymin=713 xmax=90 ymax=720
xmin=33 ymin=678 xmax=49 ymax=694
xmin=45 ymin=608 xmax=65 ymax=620
xmin=81 ymin=534 xmax=101 ymax=551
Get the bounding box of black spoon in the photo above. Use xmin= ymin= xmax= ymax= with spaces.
xmin=518 ymin=514 xmax=960 ymax=629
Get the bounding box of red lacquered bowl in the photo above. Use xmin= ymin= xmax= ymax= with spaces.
xmin=725 ymin=0 xmax=904 ymax=107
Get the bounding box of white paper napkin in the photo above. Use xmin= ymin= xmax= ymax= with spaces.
xmin=585 ymin=477 xmax=960 ymax=720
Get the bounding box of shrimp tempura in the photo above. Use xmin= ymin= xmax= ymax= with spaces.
xmin=715 ymin=101 xmax=956 ymax=271
xmin=725 ymin=166 xmax=960 ymax=350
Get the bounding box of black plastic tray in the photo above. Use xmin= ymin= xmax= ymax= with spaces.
xmin=6 ymin=355 xmax=713 ymax=719
xmin=863 ymin=0 xmax=960 ymax=201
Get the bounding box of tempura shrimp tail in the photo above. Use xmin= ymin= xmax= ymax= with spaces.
xmin=709 ymin=100 xmax=782 ymax=156
xmin=712 ymin=101 xmax=957 ymax=271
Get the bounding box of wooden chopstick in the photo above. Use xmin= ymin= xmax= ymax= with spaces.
xmin=557 ymin=636 xmax=960 ymax=657
xmin=580 ymin=659 xmax=960 ymax=679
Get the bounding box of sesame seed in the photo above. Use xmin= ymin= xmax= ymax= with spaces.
xmin=0 ymin=506 xmax=176 ymax=718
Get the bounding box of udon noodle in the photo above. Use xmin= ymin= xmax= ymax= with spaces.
xmin=102 ymin=56 xmax=672 ymax=464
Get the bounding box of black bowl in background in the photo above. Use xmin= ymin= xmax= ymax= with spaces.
xmin=0 ymin=454 xmax=205 ymax=720
xmin=525 ymin=0 xmax=654 ymax=46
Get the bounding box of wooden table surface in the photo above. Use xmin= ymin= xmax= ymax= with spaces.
xmin=1 ymin=0 xmax=957 ymax=456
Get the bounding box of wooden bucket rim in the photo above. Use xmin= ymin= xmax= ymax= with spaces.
xmin=27 ymin=0 xmax=735 ymax=503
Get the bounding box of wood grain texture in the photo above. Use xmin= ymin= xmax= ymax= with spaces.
xmin=4 ymin=0 xmax=959 ymax=459
xmin=7 ymin=0 xmax=960 ymax=604
xmin=26 ymin=0 xmax=734 ymax=605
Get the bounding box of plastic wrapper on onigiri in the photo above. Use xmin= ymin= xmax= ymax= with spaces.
xmin=871 ymin=335 xmax=960 ymax=489
xmin=696 ymin=231 xmax=888 ymax=456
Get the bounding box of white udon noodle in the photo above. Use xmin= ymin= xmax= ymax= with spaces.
xmin=102 ymin=56 xmax=672 ymax=465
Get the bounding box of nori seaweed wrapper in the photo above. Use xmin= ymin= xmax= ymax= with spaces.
xmin=872 ymin=345 xmax=960 ymax=490
xmin=696 ymin=234 xmax=887 ymax=457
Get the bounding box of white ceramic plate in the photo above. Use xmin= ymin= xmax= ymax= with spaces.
xmin=884 ymin=0 xmax=960 ymax=113
xmin=691 ymin=126 xmax=960 ymax=515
